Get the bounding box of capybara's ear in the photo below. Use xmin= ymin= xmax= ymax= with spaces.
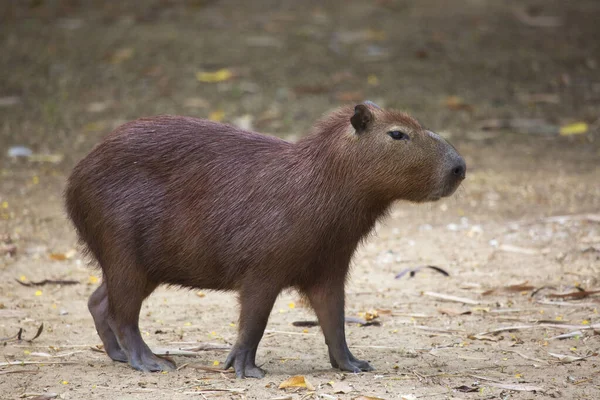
xmin=351 ymin=104 xmax=374 ymax=133
xmin=363 ymin=100 xmax=381 ymax=110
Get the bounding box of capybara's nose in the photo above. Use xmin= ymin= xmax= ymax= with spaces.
xmin=452 ymin=159 xmax=466 ymax=180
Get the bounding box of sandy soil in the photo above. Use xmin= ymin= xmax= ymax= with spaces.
xmin=1 ymin=1 xmax=599 ymax=399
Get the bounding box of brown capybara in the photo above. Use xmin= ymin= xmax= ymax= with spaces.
xmin=65 ymin=102 xmax=465 ymax=378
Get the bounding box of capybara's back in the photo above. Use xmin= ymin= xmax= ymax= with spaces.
xmin=65 ymin=103 xmax=465 ymax=377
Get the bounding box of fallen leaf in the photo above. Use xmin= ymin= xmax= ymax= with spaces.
xmin=279 ymin=375 xmax=315 ymax=391
xmin=454 ymin=385 xmax=479 ymax=393
xmin=445 ymin=96 xmax=473 ymax=112
xmin=560 ymin=122 xmax=588 ymax=136
xmin=292 ymin=320 xmax=319 ymax=327
xmin=483 ymin=282 xmax=536 ymax=296
xmin=547 ymin=290 xmax=600 ymax=300
xmin=49 ymin=253 xmax=67 ymax=261
xmin=352 ymin=396 xmax=386 ymax=400
xmin=209 ymin=110 xmax=225 ymax=122
xmin=196 ymin=69 xmax=233 ymax=83
xmin=331 ymin=381 xmax=354 ymax=394
xmin=110 ymin=48 xmax=134 ymax=64
xmin=548 ymin=352 xmax=597 ymax=363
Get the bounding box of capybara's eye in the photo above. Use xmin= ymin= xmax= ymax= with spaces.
xmin=388 ymin=130 xmax=409 ymax=141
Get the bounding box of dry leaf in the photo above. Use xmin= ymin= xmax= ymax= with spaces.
xmin=445 ymin=96 xmax=473 ymax=112
xmin=352 ymin=396 xmax=386 ymax=400
xmin=437 ymin=308 xmax=471 ymax=316
xmin=279 ymin=375 xmax=315 ymax=391
xmin=483 ymin=282 xmax=536 ymax=296
xmin=548 ymin=352 xmax=596 ymax=363
xmin=110 ymin=48 xmax=134 ymax=64
xmin=196 ymin=69 xmax=233 ymax=83
xmin=547 ymin=290 xmax=600 ymax=300
xmin=49 ymin=253 xmax=67 ymax=261
xmin=331 ymin=381 xmax=354 ymax=393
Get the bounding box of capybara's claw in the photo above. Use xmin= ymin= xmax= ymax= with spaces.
xmin=130 ymin=354 xmax=176 ymax=372
xmin=225 ymin=347 xmax=265 ymax=379
xmin=352 ymin=358 xmax=374 ymax=371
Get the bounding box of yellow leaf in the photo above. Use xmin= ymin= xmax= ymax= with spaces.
xmin=288 ymin=301 xmax=296 ymax=309
xmin=35 ymin=290 xmax=42 ymax=296
xmin=279 ymin=375 xmax=315 ymax=391
xmin=570 ymin=347 xmax=577 ymax=352
xmin=213 ymin=360 xmax=220 ymax=366
xmin=209 ymin=110 xmax=225 ymax=122
xmin=302 ymin=329 xmax=309 ymax=333
xmin=24 ymin=350 xmax=31 ymax=355
xmin=367 ymin=74 xmax=379 ymax=86
xmin=559 ymin=122 xmax=588 ymax=136
xmin=88 ymin=275 xmax=99 ymax=285
xmin=32 ymin=176 xmax=39 ymax=184
xmin=229 ymin=322 xmax=236 ymax=327
xmin=110 ymin=48 xmax=134 ymax=64
xmin=196 ymin=291 xmax=206 ymax=298
xmin=49 ymin=252 xmax=67 ymax=261
xmin=19 ymin=275 xmax=27 ymax=282
xmin=196 ymin=69 xmax=233 ymax=83
xmin=555 ymin=316 xmax=563 ymax=321
xmin=582 ymin=320 xmax=590 ymax=325
xmin=61 ymin=380 xmax=68 ymax=385
xmin=184 ymin=322 xmax=192 ymax=326
xmin=515 ymin=373 xmax=522 ymax=378
xmin=1 ymin=201 xmax=8 ymax=209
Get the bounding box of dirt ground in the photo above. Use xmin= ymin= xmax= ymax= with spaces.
xmin=1 ymin=1 xmax=600 ymax=399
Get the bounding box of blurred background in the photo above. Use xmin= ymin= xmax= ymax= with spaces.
xmin=1 ymin=1 xmax=599 ymax=398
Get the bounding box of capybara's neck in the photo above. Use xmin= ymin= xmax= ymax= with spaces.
xmin=290 ymin=107 xmax=392 ymax=242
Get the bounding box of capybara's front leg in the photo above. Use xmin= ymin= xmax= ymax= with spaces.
xmin=303 ymin=281 xmax=373 ymax=373
xmin=225 ymin=285 xmax=279 ymax=378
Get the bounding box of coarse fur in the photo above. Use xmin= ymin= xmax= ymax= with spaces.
xmin=65 ymin=102 xmax=465 ymax=377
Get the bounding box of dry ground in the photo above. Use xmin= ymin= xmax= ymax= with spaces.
xmin=1 ymin=1 xmax=600 ymax=399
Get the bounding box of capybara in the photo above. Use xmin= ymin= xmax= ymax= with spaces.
xmin=65 ymin=102 xmax=465 ymax=378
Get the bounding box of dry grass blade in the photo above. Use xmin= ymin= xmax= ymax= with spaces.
xmin=0 ymin=361 xmax=79 ymax=367
xmin=0 ymin=369 xmax=39 ymax=375
xmin=536 ymin=300 xmax=599 ymax=308
xmin=547 ymin=290 xmax=600 ymax=300
xmin=504 ymin=350 xmax=548 ymax=364
xmin=15 ymin=279 xmax=79 ymax=287
xmin=28 ymin=324 xmax=44 ymax=342
xmin=423 ymin=292 xmax=479 ymax=305
xmin=180 ymin=343 xmax=231 ymax=351
xmin=550 ymin=331 xmax=584 ymax=340
xmin=548 ymin=352 xmax=597 ymax=363
xmin=152 ymin=348 xmax=206 ymax=357
xmin=483 ymin=282 xmax=536 ymax=296
xmin=486 ymin=381 xmax=545 ymax=392
xmin=477 ymin=325 xmax=534 ymax=336
xmin=181 ymin=364 xmax=234 ymax=373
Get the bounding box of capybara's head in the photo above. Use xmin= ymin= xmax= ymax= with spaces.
xmin=330 ymin=102 xmax=466 ymax=203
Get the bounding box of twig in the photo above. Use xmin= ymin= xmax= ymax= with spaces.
xmin=0 ymin=361 xmax=79 ymax=367
xmin=423 ymin=292 xmax=480 ymax=305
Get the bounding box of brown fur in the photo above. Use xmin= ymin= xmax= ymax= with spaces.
xmin=65 ymin=103 xmax=465 ymax=377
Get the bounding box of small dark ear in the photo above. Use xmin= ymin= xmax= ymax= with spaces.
xmin=351 ymin=104 xmax=374 ymax=132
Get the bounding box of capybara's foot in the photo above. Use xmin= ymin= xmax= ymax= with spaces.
xmin=130 ymin=353 xmax=176 ymax=372
xmin=106 ymin=347 xmax=128 ymax=363
xmin=350 ymin=358 xmax=374 ymax=372
xmin=224 ymin=347 xmax=265 ymax=379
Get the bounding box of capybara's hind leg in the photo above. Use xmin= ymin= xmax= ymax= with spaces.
xmin=106 ymin=273 xmax=175 ymax=372
xmin=88 ymin=281 xmax=127 ymax=362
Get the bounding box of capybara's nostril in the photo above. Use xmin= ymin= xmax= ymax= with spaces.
xmin=452 ymin=160 xmax=466 ymax=180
